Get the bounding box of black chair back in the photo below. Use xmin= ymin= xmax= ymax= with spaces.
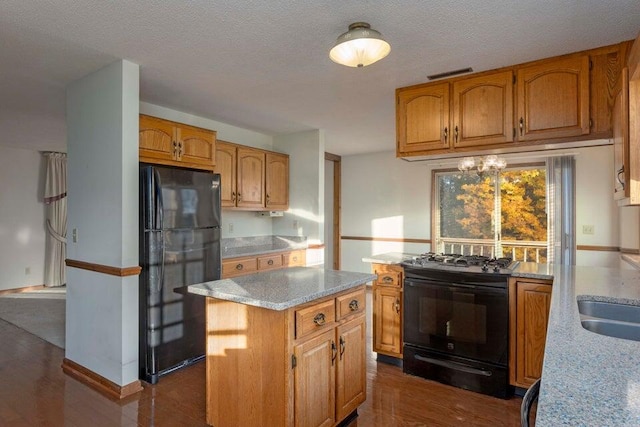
xmin=520 ymin=378 xmax=541 ymax=427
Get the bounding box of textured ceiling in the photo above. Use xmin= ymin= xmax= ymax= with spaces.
xmin=1 ymin=1 xmax=638 ymax=155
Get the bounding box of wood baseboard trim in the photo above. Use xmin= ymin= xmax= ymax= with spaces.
xmin=341 ymin=236 xmax=431 ymax=244
xmin=62 ymin=358 xmax=143 ymax=400
xmin=576 ymin=245 xmax=621 ymax=252
xmin=0 ymin=284 xmax=46 ymax=296
xmin=66 ymin=259 xmax=142 ymax=277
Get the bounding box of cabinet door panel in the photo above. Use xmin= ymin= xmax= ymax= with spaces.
xmin=336 ymin=315 xmax=366 ymax=421
xmin=373 ymin=287 xmax=402 ymax=356
xmin=517 ymin=56 xmax=590 ymax=140
xmin=139 ymin=115 xmax=176 ymax=162
xmin=397 ymin=83 xmax=450 ymax=153
xmin=266 ymin=152 xmax=289 ymax=210
xmin=452 ymin=71 xmax=514 ymax=147
xmin=215 ymin=141 xmax=238 ymax=207
xmin=176 ymin=125 xmax=216 ymax=170
xmin=237 ymin=148 xmax=265 ymax=208
xmin=516 ymin=282 xmax=551 ymax=386
xmin=294 ymin=330 xmax=336 ymax=427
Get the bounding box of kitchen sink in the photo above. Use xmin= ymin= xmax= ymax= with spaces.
xmin=580 ymin=319 xmax=640 ymax=341
xmin=578 ymin=300 xmax=640 ymax=342
xmin=577 ymin=300 xmax=640 ymax=323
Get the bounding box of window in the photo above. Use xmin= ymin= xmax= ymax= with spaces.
xmin=433 ymin=165 xmax=548 ymax=262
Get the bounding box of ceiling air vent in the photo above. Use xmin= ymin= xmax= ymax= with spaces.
xmin=427 ymin=67 xmax=473 ymax=80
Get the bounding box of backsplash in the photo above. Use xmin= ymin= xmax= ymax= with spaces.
xmin=221 ymin=235 xmax=308 ymax=259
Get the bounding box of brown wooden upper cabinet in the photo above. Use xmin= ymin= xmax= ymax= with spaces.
xmin=215 ymin=140 xmax=289 ymax=211
xmin=516 ymin=55 xmax=590 ymax=141
xmin=397 ymin=71 xmax=514 ymax=155
xmin=396 ymin=83 xmax=450 ymax=154
xmin=139 ymin=114 xmax=216 ymax=171
xmin=265 ymin=152 xmax=289 ymax=210
xmin=452 ymin=71 xmax=514 ymax=148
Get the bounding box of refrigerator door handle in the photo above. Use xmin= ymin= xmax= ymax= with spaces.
xmin=157 ymin=231 xmax=165 ymax=293
xmin=154 ymin=169 xmax=164 ymax=230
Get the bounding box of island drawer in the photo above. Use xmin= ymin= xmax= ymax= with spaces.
xmin=336 ymin=288 xmax=366 ymax=320
xmin=222 ymin=257 xmax=258 ymax=278
xmin=295 ymin=299 xmax=336 ymax=339
xmin=258 ymin=254 xmax=284 ymax=270
xmin=284 ymin=250 xmax=306 ymax=267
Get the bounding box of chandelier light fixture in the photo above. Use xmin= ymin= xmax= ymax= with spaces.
xmin=457 ymin=155 xmax=507 ymax=175
xmin=329 ymin=22 xmax=391 ymax=68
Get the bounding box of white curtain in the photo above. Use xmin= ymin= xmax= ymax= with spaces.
xmin=546 ymin=156 xmax=576 ymax=265
xmin=44 ymin=152 xmax=67 ymax=287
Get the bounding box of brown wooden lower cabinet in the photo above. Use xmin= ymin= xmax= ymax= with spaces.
xmin=222 ymin=249 xmax=306 ymax=278
xmin=509 ymin=278 xmax=553 ymax=388
xmin=204 ymin=286 xmax=366 ymax=427
xmin=371 ymin=263 xmax=403 ymax=359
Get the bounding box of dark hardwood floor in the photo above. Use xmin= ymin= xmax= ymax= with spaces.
xmin=0 ymin=290 xmax=522 ymax=426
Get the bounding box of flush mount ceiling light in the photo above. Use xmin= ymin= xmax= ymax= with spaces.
xmin=458 ymin=155 xmax=507 ymax=176
xmin=329 ymin=22 xmax=391 ymax=68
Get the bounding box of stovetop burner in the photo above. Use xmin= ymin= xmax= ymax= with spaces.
xmin=403 ymin=252 xmax=519 ymax=273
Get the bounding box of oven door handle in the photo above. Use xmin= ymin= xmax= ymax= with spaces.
xmin=406 ymin=279 xmax=506 ymax=294
xmin=414 ymin=354 xmax=493 ymax=377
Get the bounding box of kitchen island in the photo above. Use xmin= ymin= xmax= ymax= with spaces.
xmin=188 ymin=266 xmax=376 ymax=427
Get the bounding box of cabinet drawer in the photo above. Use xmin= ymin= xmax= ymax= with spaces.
xmin=295 ymin=299 xmax=336 ymax=339
xmin=222 ymin=257 xmax=258 ymax=278
xmin=258 ymin=254 xmax=283 ymax=270
xmin=374 ymin=271 xmax=401 ymax=287
xmin=284 ymin=250 xmax=306 ymax=267
xmin=336 ymin=288 xmax=366 ymax=320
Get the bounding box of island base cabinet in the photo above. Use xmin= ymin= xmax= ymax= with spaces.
xmin=203 ymin=285 xmax=366 ymax=427
xmin=335 ymin=316 xmax=366 ymax=422
xmin=294 ymin=330 xmax=336 ymax=427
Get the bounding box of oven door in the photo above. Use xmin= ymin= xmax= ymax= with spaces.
xmin=404 ymin=277 xmax=509 ymax=366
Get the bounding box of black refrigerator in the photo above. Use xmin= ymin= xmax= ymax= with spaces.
xmin=139 ymin=164 xmax=221 ymax=384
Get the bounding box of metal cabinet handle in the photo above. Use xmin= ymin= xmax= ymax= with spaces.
xmin=267 ymin=259 xmax=274 ymax=266
xmin=231 ymin=191 xmax=236 ymax=202
xmin=617 ymin=166 xmax=626 ymax=189
xmin=395 ymin=298 xmax=400 ymax=314
xmin=382 ymin=276 xmax=393 ymax=284
xmin=313 ymin=313 xmax=326 ymax=326
xmin=237 ymin=193 xmax=242 ymax=202
xmin=349 ymin=299 xmax=359 ymax=311
xmin=339 ymin=336 xmax=345 ymax=359
xmin=266 ymin=194 xmax=270 ymax=205
xmin=519 ymin=117 xmax=524 ymax=136
xmin=331 ymin=341 xmax=337 ymax=366
xmin=443 ymin=127 xmax=448 ymax=143
xmin=454 ymin=126 xmax=459 ymax=143
xmin=172 ymin=140 xmax=178 ymax=158
xmin=236 ymin=264 xmax=244 ymax=271
xmin=292 ymin=256 xmax=298 ymax=262
xmin=178 ymin=141 xmax=183 ymax=158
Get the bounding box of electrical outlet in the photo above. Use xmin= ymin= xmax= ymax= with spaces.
xmin=72 ymin=228 xmax=78 ymax=243
xmin=582 ymin=225 xmax=595 ymax=235
xmin=25 ymin=267 xmax=30 ymax=275
xmin=228 ymin=222 xmax=234 ymax=233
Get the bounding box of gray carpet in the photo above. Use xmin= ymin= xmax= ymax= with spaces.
xmin=0 ymin=288 xmax=65 ymax=348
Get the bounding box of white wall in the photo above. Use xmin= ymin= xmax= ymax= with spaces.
xmin=341 ymin=151 xmax=432 ymax=273
xmin=66 ymin=60 xmax=139 ymax=386
xmin=340 ymin=144 xmax=623 ymax=273
xmin=324 ymin=159 xmax=334 ymax=268
xmin=140 ymin=102 xmax=276 ymax=238
xmin=273 ymin=130 xmax=325 ymax=244
xmin=0 ymin=146 xmax=47 ymax=290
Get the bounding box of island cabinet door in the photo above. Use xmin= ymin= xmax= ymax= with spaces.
xmin=336 ymin=315 xmax=366 ymax=422
xmin=294 ymin=329 xmax=336 ymax=427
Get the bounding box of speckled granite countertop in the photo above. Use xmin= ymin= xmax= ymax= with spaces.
xmin=221 ymin=235 xmax=307 ymax=259
xmin=512 ymin=263 xmax=640 ymax=426
xmin=188 ymin=267 xmax=376 ymax=311
xmin=361 ymin=252 xmax=419 ymax=264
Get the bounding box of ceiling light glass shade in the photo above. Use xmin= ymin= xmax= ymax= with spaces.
xmin=329 ymin=22 xmax=391 ymax=67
